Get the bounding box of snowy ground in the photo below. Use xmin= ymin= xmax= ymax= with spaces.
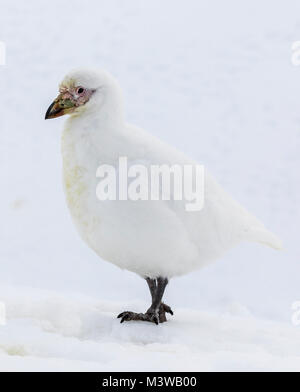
xmin=1 ymin=285 xmax=300 ymax=372
xmin=1 ymin=0 xmax=300 ymax=371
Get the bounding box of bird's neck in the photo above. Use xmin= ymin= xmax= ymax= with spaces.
xmin=63 ymin=99 xmax=127 ymax=165
xmin=97 ymin=93 xmax=125 ymax=130
xmin=74 ymin=95 xmax=124 ymax=129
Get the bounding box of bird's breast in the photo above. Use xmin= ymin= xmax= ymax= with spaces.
xmin=61 ymin=124 xmax=101 ymax=236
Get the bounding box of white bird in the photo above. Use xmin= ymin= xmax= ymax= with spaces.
xmin=45 ymin=68 xmax=282 ymax=324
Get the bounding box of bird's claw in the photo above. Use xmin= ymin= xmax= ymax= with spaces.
xmin=117 ymin=310 xmax=159 ymax=325
xmin=118 ymin=303 xmax=173 ymax=325
xmin=160 ymin=302 xmax=173 ymax=315
xmin=158 ymin=302 xmax=174 ymax=323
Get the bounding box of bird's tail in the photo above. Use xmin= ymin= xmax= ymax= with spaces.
xmin=246 ymin=226 xmax=283 ymax=250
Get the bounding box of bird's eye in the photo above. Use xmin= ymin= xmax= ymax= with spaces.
xmin=76 ymin=87 xmax=85 ymax=95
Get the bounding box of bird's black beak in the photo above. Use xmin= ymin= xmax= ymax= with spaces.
xmin=45 ymin=94 xmax=75 ymax=120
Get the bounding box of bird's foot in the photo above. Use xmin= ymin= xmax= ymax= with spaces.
xmin=118 ymin=303 xmax=173 ymax=325
xmin=118 ymin=309 xmax=160 ymax=325
xmin=158 ymin=302 xmax=173 ymax=323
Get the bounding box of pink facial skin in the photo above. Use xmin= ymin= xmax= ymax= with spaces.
xmin=45 ymin=85 xmax=96 ymax=119
xmin=59 ymin=85 xmax=95 ymax=107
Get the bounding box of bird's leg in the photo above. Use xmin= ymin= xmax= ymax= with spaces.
xmin=146 ymin=277 xmax=157 ymax=302
xmin=146 ymin=277 xmax=173 ymax=323
xmin=146 ymin=277 xmax=169 ymax=323
xmin=118 ymin=277 xmax=173 ymax=325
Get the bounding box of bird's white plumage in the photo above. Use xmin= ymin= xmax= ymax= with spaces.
xmin=60 ymin=68 xmax=282 ymax=279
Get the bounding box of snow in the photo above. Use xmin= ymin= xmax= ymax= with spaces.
xmin=1 ymin=285 xmax=300 ymax=372
xmin=0 ymin=0 xmax=300 ymax=371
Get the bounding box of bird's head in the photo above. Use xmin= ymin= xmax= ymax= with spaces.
xmin=45 ymin=68 xmax=122 ymax=120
